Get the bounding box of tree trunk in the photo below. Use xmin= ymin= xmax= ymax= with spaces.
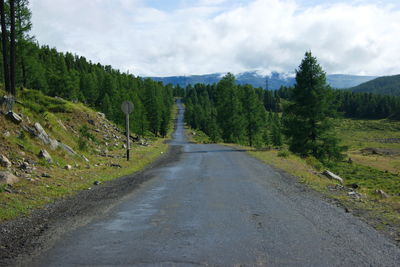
xmin=10 ymin=0 xmax=16 ymax=96
xmin=0 ymin=0 xmax=10 ymax=94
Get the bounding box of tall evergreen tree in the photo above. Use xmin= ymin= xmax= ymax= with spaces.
xmin=242 ymin=85 xmax=265 ymax=147
xmin=283 ymin=51 xmax=345 ymax=161
xmin=216 ymin=73 xmax=245 ymax=143
xmin=0 ymin=0 xmax=10 ymax=94
xmin=271 ymin=112 xmax=282 ymax=147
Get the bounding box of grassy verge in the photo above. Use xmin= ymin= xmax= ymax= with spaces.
xmin=185 ymin=127 xmax=212 ymax=144
xmin=0 ymin=90 xmax=178 ymax=221
xmin=0 ymin=140 xmax=168 ymax=221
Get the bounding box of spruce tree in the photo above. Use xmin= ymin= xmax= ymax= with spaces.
xmin=271 ymin=112 xmax=283 ymax=147
xmin=283 ymin=51 xmax=345 ymax=161
xmin=216 ymin=73 xmax=245 ymax=143
xmin=242 ymin=85 xmax=265 ymax=147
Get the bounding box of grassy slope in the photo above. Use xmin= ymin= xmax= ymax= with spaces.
xmin=0 ymin=89 xmax=175 ymax=221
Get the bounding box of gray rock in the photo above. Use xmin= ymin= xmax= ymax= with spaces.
xmin=110 ymin=163 xmax=122 ymax=168
xmin=93 ymin=181 xmax=101 ymax=185
xmin=38 ymin=149 xmax=53 ymax=163
xmin=41 ymin=173 xmax=51 ymax=178
xmin=34 ymin=122 xmax=59 ymax=149
xmin=6 ymin=111 xmax=22 ymax=124
xmin=0 ymin=171 xmax=19 ymax=185
xmin=88 ymin=119 xmax=95 ymax=126
xmin=374 ymin=189 xmax=390 ymax=199
xmin=20 ymin=162 xmax=31 ymax=170
xmin=22 ymin=124 xmax=37 ymax=136
xmin=3 ymin=131 xmax=10 ymax=137
xmin=348 ymin=191 xmax=362 ymax=199
xmin=97 ymin=112 xmax=106 ymax=119
xmin=0 ymin=155 xmax=12 ymax=168
xmin=59 ymin=143 xmax=77 ymax=155
xmin=323 ymin=170 xmax=344 ymax=184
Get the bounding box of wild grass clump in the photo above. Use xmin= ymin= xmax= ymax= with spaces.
xmin=277 ymin=150 xmax=290 ymax=158
xmin=19 ymin=89 xmax=71 ymax=114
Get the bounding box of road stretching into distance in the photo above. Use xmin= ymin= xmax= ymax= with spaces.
xmin=31 ymin=100 xmax=400 ymax=266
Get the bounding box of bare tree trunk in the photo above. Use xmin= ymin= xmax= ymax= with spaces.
xmin=0 ymin=0 xmax=10 ymax=94
xmin=10 ymin=0 xmax=16 ymax=96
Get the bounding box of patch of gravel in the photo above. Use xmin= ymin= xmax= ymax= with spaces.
xmin=0 ymin=145 xmax=182 ymax=266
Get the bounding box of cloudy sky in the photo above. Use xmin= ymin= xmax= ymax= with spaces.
xmin=29 ymin=0 xmax=400 ymax=77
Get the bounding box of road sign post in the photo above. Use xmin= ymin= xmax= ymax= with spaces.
xmin=121 ymin=101 xmax=134 ymax=161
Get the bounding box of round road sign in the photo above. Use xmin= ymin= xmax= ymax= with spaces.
xmin=121 ymin=101 xmax=134 ymax=114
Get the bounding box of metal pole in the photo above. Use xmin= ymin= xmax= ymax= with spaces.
xmin=126 ymin=113 xmax=130 ymax=161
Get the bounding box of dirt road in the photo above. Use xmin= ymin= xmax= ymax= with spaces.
xmin=30 ymin=100 xmax=400 ymax=266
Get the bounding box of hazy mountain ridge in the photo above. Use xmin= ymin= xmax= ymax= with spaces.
xmin=150 ymin=71 xmax=377 ymax=90
xmin=350 ymin=74 xmax=400 ymax=96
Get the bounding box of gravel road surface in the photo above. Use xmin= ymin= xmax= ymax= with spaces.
xmin=30 ymin=100 xmax=400 ymax=266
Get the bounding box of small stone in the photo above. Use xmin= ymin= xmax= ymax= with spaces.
xmin=59 ymin=143 xmax=77 ymax=155
xmin=4 ymin=187 xmax=12 ymax=193
xmin=110 ymin=163 xmax=122 ymax=168
xmin=6 ymin=111 xmax=22 ymax=124
xmin=347 ymin=158 xmax=353 ymax=164
xmin=88 ymin=119 xmax=95 ymax=126
xmin=97 ymin=112 xmax=106 ymax=119
xmin=349 ymin=183 xmax=359 ymax=189
xmin=20 ymin=162 xmax=30 ymax=170
xmin=3 ymin=131 xmax=10 ymax=137
xmin=82 ymin=155 xmax=90 ymax=163
xmin=0 ymin=155 xmax=12 ymax=168
xmin=348 ymin=191 xmax=362 ymax=199
xmin=0 ymin=171 xmax=19 ymax=185
xmin=38 ymin=149 xmax=53 ymax=163
xmin=64 ymin=165 xmax=72 ymax=170
xmin=41 ymin=173 xmax=51 ymax=178
xmin=93 ymin=181 xmax=101 ymax=185
xmin=374 ymin=189 xmax=390 ymax=199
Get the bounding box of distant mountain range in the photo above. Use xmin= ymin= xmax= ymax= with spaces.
xmin=150 ymin=71 xmax=377 ymax=90
xmin=350 ymin=74 xmax=400 ymax=96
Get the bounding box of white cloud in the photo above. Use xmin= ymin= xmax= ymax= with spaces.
xmin=29 ymin=0 xmax=400 ymax=76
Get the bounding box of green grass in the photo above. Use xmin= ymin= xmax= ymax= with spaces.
xmin=0 ymin=89 xmax=177 ymax=221
xmin=186 ymin=127 xmax=212 ymax=143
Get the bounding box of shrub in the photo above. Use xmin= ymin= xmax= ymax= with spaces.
xmin=277 ymin=150 xmax=290 ymax=158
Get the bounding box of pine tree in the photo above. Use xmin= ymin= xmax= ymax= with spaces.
xmin=283 ymin=51 xmax=345 ymax=161
xmin=242 ymin=85 xmax=266 ymax=147
xmin=216 ymin=73 xmax=245 ymax=143
xmin=271 ymin=112 xmax=282 ymax=147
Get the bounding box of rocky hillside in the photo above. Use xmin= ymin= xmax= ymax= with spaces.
xmin=0 ymin=88 xmax=169 ymax=221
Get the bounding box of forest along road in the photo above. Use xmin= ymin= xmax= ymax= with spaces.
xmin=31 ymin=100 xmax=400 ymax=267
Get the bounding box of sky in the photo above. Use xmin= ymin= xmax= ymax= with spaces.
xmin=29 ymin=0 xmax=400 ymax=77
